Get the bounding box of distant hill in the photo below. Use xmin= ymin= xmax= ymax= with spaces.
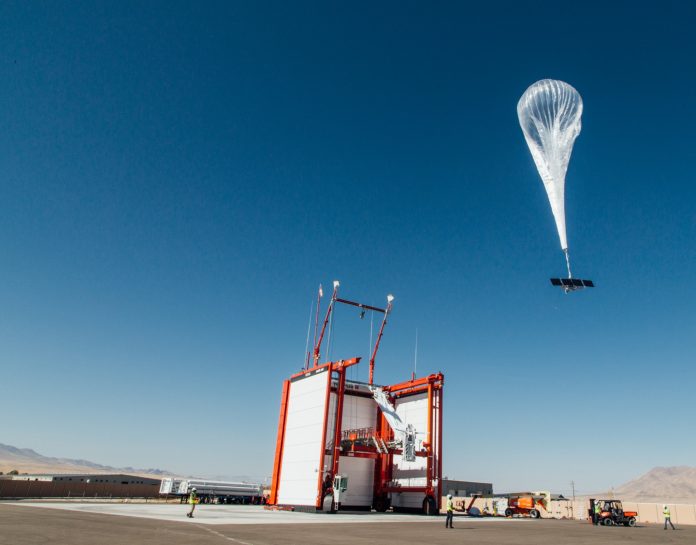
xmin=615 ymin=466 xmax=696 ymax=503
xmin=0 ymin=443 xmax=173 ymax=478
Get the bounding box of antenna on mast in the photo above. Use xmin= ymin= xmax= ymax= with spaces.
xmin=413 ymin=328 xmax=418 ymax=379
xmin=312 ymin=280 xmax=339 ymax=367
xmin=304 ymin=300 xmax=313 ymax=369
xmin=308 ymin=285 xmax=323 ymax=369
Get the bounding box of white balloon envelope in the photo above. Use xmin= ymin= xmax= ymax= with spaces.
xmin=517 ymin=79 xmax=582 ymax=256
xmin=518 ymin=79 xmax=593 ymax=291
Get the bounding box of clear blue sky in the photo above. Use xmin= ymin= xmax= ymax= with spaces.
xmin=1 ymin=1 xmax=694 ymax=495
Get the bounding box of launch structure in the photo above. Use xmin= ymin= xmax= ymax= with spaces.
xmin=268 ymin=281 xmax=444 ymax=514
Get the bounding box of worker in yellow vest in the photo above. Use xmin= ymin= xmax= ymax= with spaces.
xmin=445 ymin=494 xmax=454 ymax=528
xmin=186 ymin=487 xmax=198 ymax=518
xmin=593 ymin=501 xmax=601 ymax=525
xmin=663 ymin=505 xmax=675 ymax=530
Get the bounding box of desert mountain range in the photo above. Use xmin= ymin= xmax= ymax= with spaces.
xmin=613 ymin=466 xmax=696 ymax=503
xmin=0 ymin=443 xmax=172 ymax=478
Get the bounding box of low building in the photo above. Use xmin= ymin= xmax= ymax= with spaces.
xmin=441 ymin=479 xmax=493 ymax=497
xmin=0 ymin=473 xmax=161 ymax=498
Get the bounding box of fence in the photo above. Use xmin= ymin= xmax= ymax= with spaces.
xmin=443 ymin=496 xmax=696 ymax=526
xmin=0 ymin=480 xmax=160 ymax=499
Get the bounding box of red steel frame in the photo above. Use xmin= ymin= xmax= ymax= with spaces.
xmin=269 ymin=283 xmax=443 ymax=513
xmin=268 ymin=380 xmax=290 ymax=505
xmin=374 ymin=373 xmax=444 ymax=511
xmin=309 ymin=282 xmax=392 ymax=384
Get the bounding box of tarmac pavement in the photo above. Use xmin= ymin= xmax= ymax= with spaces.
xmin=1 ymin=502 xmax=694 ymax=545
xmin=6 ymin=502 xmax=447 ymax=525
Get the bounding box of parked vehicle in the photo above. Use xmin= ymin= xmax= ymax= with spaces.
xmin=590 ymin=499 xmax=637 ymax=527
xmin=504 ymin=492 xmax=549 ymax=519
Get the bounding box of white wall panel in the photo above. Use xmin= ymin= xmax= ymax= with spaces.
xmin=341 ymin=393 xmax=377 ymax=431
xmin=325 ymin=390 xmax=340 ymax=454
xmin=277 ymin=369 xmax=329 ymax=507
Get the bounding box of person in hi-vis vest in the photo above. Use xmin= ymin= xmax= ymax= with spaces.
xmin=445 ymin=494 xmax=454 ymax=528
xmin=663 ymin=505 xmax=675 ymax=530
xmin=187 ymin=488 xmax=198 ymax=518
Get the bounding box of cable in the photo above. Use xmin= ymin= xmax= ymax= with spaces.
xmin=326 ymin=305 xmax=335 ymax=362
xmin=564 ymin=248 xmax=573 ymax=278
xmin=368 ymin=312 xmax=374 ymax=383
xmin=304 ymin=300 xmax=313 ymax=369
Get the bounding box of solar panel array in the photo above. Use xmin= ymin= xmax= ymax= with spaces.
xmin=550 ymin=278 xmax=595 ymax=289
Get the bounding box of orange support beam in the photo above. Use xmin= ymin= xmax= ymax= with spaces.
xmin=269 ymin=380 xmax=290 ymax=505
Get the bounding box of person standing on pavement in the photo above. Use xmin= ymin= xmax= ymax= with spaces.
xmin=663 ymin=505 xmax=675 ymax=530
xmin=593 ymin=501 xmax=601 ymax=525
xmin=445 ymin=494 xmax=454 ymax=528
xmin=187 ymin=487 xmax=198 ymax=518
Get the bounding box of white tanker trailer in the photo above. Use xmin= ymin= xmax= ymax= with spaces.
xmin=160 ymin=478 xmax=264 ymax=504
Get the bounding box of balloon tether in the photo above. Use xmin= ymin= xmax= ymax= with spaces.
xmin=563 ymin=248 xmax=572 ymax=279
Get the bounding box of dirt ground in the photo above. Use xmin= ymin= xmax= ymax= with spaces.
xmin=1 ymin=503 xmax=693 ymax=545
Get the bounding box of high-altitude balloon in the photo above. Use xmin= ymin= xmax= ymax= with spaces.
xmin=517 ymin=79 xmax=582 ymax=254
